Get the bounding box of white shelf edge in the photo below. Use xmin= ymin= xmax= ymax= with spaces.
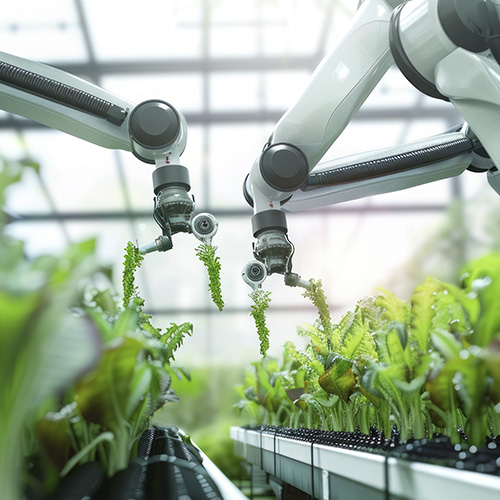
xmin=231 ymin=427 xmax=500 ymax=500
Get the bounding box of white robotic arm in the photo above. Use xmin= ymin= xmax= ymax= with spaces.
xmin=242 ymin=0 xmax=500 ymax=291
xmin=0 ymin=50 xmax=218 ymax=252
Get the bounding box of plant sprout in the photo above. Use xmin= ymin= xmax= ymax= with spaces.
xmin=249 ymin=289 xmax=272 ymax=357
xmin=303 ymin=278 xmax=333 ymax=338
xmin=122 ymin=241 xmax=144 ymax=308
xmin=196 ymin=243 xmax=224 ymax=311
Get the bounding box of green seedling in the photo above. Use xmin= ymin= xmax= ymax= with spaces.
xmin=249 ymin=289 xmax=272 ymax=357
xmin=196 ymin=243 xmax=224 ymax=311
xmin=122 ymin=241 xmax=144 ymax=308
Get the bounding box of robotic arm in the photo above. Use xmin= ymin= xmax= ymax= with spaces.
xmin=0 ymin=50 xmax=218 ymax=253
xmin=242 ymin=0 xmax=500 ymax=291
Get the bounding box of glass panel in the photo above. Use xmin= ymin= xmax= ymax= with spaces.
xmin=209 ymin=72 xmax=261 ymax=111
xmin=264 ymin=70 xmax=311 ymax=111
xmin=1 ymin=28 xmax=87 ymax=63
xmin=4 ymin=164 xmax=52 ymax=216
xmin=20 ymin=130 xmax=126 ymax=213
xmin=210 ymin=26 xmax=259 ymax=57
xmin=207 ymin=123 xmax=270 ymax=208
xmin=82 ymin=0 xmax=202 ymax=61
xmin=5 ymin=221 xmax=69 ymax=257
xmin=0 ymin=1 xmax=85 ymax=62
xmin=287 ymin=211 xmax=449 ymax=308
xmin=101 ymin=74 xmax=204 ymax=113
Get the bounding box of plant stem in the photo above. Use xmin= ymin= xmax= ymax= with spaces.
xmin=411 ymin=394 xmax=426 ymax=440
xmin=488 ymin=406 xmax=500 ymax=437
xmin=60 ymin=432 xmax=114 ymax=477
xmin=359 ymin=404 xmax=371 ymax=435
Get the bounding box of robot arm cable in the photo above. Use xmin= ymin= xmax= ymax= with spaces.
xmin=304 ymin=135 xmax=475 ymax=190
xmin=0 ymin=60 xmax=127 ymax=126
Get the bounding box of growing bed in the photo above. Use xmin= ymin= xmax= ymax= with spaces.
xmin=231 ymin=426 xmax=500 ymax=500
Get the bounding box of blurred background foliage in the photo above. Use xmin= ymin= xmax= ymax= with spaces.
xmin=156 ymin=366 xmax=247 ymax=478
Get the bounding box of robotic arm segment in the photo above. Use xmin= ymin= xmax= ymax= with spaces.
xmin=269 ymin=0 xmax=398 ymax=169
xmin=0 ymin=50 xmax=217 ymax=255
xmin=284 ymin=132 xmax=475 ymax=212
xmin=435 ymin=49 xmax=500 ymax=171
xmin=243 ymin=0 xmax=405 ymax=288
xmin=243 ymin=0 xmax=500 ymax=291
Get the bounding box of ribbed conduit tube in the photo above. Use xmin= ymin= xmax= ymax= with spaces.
xmin=305 ymin=137 xmax=475 ymax=189
xmin=0 ymin=60 xmax=126 ymax=125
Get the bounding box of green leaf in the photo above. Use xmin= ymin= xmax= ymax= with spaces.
xmin=286 ymin=344 xmax=324 ymax=376
xmin=393 ymin=374 xmax=426 ymax=395
xmin=0 ymin=289 xmax=39 ymax=344
xmin=149 ymin=370 xmax=177 ymax=414
xmin=485 ymin=339 xmax=500 ymax=404
xmin=339 ymin=304 xmax=378 ymax=363
xmin=461 ymin=253 xmax=500 ymax=347
xmin=112 ymin=307 xmax=140 ymax=339
xmin=431 ymin=329 xmax=462 ymax=360
xmin=356 ymin=296 xmax=385 ymax=332
xmin=34 ymin=314 xmax=101 ymax=409
xmin=252 ymin=361 xmax=273 ymax=401
xmin=431 ymin=287 xmax=473 ymax=338
xmin=374 ymin=323 xmax=407 ymax=365
xmin=409 ymin=277 xmax=444 ymax=351
xmin=91 ymin=289 xmax=119 ymax=318
xmin=360 ymin=361 xmax=407 ymax=415
xmin=263 ymin=377 xmax=289 ymax=413
xmin=426 ymin=363 xmax=459 ymax=412
xmin=296 ymin=323 xmax=331 ymax=356
xmin=126 ymin=364 xmax=152 ymax=418
xmin=163 ymin=322 xmax=193 ymax=362
xmin=318 ymin=356 xmax=356 ymax=401
xmin=37 ymin=404 xmax=75 ymax=471
xmin=448 ymin=355 xmax=488 ymax=416
xmin=76 ymin=337 xmax=148 ymax=430
xmin=375 ymin=289 xmax=410 ymax=324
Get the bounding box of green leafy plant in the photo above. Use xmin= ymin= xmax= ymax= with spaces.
xmin=238 ymin=255 xmax=500 ymax=448
xmin=37 ymin=248 xmax=194 ymax=480
xmin=1 ymin=158 xmax=194 ymax=498
xmin=0 ymin=160 xmax=106 ymax=499
xmin=196 ymin=243 xmax=224 ymax=311
xmin=249 ymin=289 xmax=272 ymax=356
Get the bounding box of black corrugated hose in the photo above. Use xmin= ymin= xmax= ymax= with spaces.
xmin=305 ymin=136 xmax=475 ymax=189
xmin=0 ymin=60 xmax=126 ymax=125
